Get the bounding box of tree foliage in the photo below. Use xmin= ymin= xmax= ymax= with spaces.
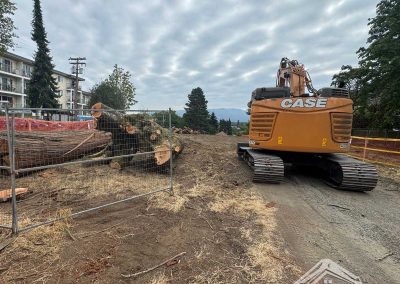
xmin=219 ymin=119 xmax=232 ymax=135
xmin=0 ymin=0 xmax=16 ymax=54
xmin=27 ymin=0 xmax=59 ymax=109
xmin=332 ymin=0 xmax=400 ymax=129
xmin=88 ymin=81 xmax=123 ymax=109
xmin=183 ymin=87 xmax=210 ymax=132
xmin=208 ymin=112 xmax=219 ymax=134
xmin=152 ymin=110 xmax=183 ymax=128
xmin=89 ymin=64 xmax=136 ymax=109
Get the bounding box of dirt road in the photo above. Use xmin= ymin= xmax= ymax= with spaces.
xmin=254 ymin=169 xmax=400 ymax=283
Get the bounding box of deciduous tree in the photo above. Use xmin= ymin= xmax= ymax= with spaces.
xmin=89 ymin=65 xmax=136 ymax=110
xmin=0 ymin=0 xmax=16 ymax=54
xmin=332 ymin=0 xmax=400 ymax=129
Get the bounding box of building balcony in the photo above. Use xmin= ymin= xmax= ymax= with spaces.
xmin=0 ymin=84 xmax=16 ymax=93
xmin=67 ymin=99 xmax=87 ymax=105
xmin=0 ymin=84 xmax=24 ymax=95
xmin=66 ymin=85 xmax=82 ymax=91
xmin=0 ymin=64 xmax=11 ymax=73
xmin=0 ymin=64 xmax=31 ymax=78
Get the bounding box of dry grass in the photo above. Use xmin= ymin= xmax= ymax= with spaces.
xmin=209 ymin=190 xmax=300 ymax=282
xmin=10 ymin=164 xmax=170 ymax=227
xmin=150 ymin=272 xmax=170 ymax=284
xmin=147 ymin=184 xmax=189 ymax=213
xmin=20 ymin=165 xmax=169 ymax=198
xmin=0 ymin=209 xmax=73 ymax=282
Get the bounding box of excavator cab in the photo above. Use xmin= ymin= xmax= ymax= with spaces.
xmin=238 ymin=58 xmax=378 ymax=191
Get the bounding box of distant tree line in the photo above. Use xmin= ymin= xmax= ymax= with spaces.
xmin=332 ymin=0 xmax=400 ymax=129
xmin=176 ymin=87 xmax=248 ymax=135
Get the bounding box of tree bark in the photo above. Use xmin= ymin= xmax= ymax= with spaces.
xmin=91 ymin=103 xmax=183 ymax=169
xmin=0 ymin=130 xmax=112 ymax=171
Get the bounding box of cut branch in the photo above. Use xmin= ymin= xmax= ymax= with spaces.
xmin=121 ymin=251 xmax=186 ymax=278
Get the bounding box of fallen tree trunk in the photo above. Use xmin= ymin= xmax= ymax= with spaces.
xmin=91 ymin=103 xmax=183 ymax=169
xmin=0 ymin=130 xmax=112 ymax=171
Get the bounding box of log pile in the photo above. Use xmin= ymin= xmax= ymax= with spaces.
xmin=0 ymin=130 xmax=112 ymax=171
xmin=91 ymin=103 xmax=183 ymax=170
xmin=172 ymin=126 xmax=200 ymax=134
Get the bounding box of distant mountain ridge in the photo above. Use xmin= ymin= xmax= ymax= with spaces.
xmin=176 ymin=108 xmax=249 ymax=122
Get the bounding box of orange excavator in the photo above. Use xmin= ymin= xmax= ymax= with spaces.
xmin=238 ymin=58 xmax=378 ymax=191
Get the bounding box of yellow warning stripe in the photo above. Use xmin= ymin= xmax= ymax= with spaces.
xmin=350 ymin=145 xmax=400 ymax=155
xmin=351 ymin=136 xmax=400 ymax=142
xmin=346 ymin=153 xmax=400 ymax=168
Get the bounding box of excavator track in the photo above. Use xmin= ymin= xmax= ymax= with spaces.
xmin=238 ymin=143 xmax=378 ymax=191
xmin=321 ymin=154 xmax=378 ymax=191
xmin=238 ymin=146 xmax=284 ymax=183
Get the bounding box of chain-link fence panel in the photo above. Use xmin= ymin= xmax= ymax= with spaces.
xmin=0 ymin=106 xmax=180 ymax=232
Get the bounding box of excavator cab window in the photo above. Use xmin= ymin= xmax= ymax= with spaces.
xmin=253 ymin=87 xmax=290 ymax=100
xmin=318 ymin=87 xmax=349 ymax=98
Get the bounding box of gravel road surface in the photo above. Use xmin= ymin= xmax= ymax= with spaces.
xmin=254 ymin=170 xmax=400 ymax=283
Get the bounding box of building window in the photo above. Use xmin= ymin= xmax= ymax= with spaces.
xmin=57 ymin=75 xmax=63 ymax=83
xmin=24 ymin=80 xmax=28 ymax=93
xmin=0 ymin=77 xmax=13 ymax=92
xmin=23 ymin=64 xmax=32 ymax=77
xmin=0 ymin=95 xmax=13 ymax=105
xmin=2 ymin=59 xmax=12 ymax=73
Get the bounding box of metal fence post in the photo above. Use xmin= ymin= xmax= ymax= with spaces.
xmin=168 ymin=108 xmax=174 ymax=196
xmin=5 ymin=108 xmax=18 ymax=233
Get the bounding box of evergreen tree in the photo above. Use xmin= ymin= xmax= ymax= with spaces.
xmin=183 ymin=87 xmax=209 ymax=131
xmin=219 ymin=119 xmax=225 ymax=132
xmin=332 ymin=0 xmax=400 ymax=129
xmin=0 ymin=0 xmax=16 ymax=54
xmin=208 ymin=112 xmax=218 ymax=134
xmin=227 ymin=118 xmax=233 ymax=135
xmin=219 ymin=119 xmax=229 ymax=134
xmin=27 ymin=0 xmax=59 ymax=111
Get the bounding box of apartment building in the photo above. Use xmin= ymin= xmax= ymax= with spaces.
xmin=0 ymin=51 xmax=91 ymax=110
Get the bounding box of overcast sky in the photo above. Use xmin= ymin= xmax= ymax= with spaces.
xmin=12 ymin=0 xmax=379 ymax=110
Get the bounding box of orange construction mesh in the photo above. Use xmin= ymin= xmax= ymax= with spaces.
xmin=0 ymin=117 xmax=95 ymax=132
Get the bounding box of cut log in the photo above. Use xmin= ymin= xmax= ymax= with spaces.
xmin=91 ymin=103 xmax=183 ymax=169
xmin=154 ymin=144 xmax=171 ymax=166
xmin=0 ymin=130 xmax=112 ymax=171
xmin=0 ymin=188 xmax=29 ymax=202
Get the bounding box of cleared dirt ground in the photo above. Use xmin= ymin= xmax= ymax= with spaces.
xmin=0 ymin=135 xmax=299 ymax=283
xmin=1 ymin=134 xmax=399 ymax=283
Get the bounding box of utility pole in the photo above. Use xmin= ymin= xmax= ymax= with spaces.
xmin=68 ymin=57 xmax=86 ymax=115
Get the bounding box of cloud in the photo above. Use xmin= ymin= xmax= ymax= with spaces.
xmin=12 ymin=0 xmax=378 ymax=109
